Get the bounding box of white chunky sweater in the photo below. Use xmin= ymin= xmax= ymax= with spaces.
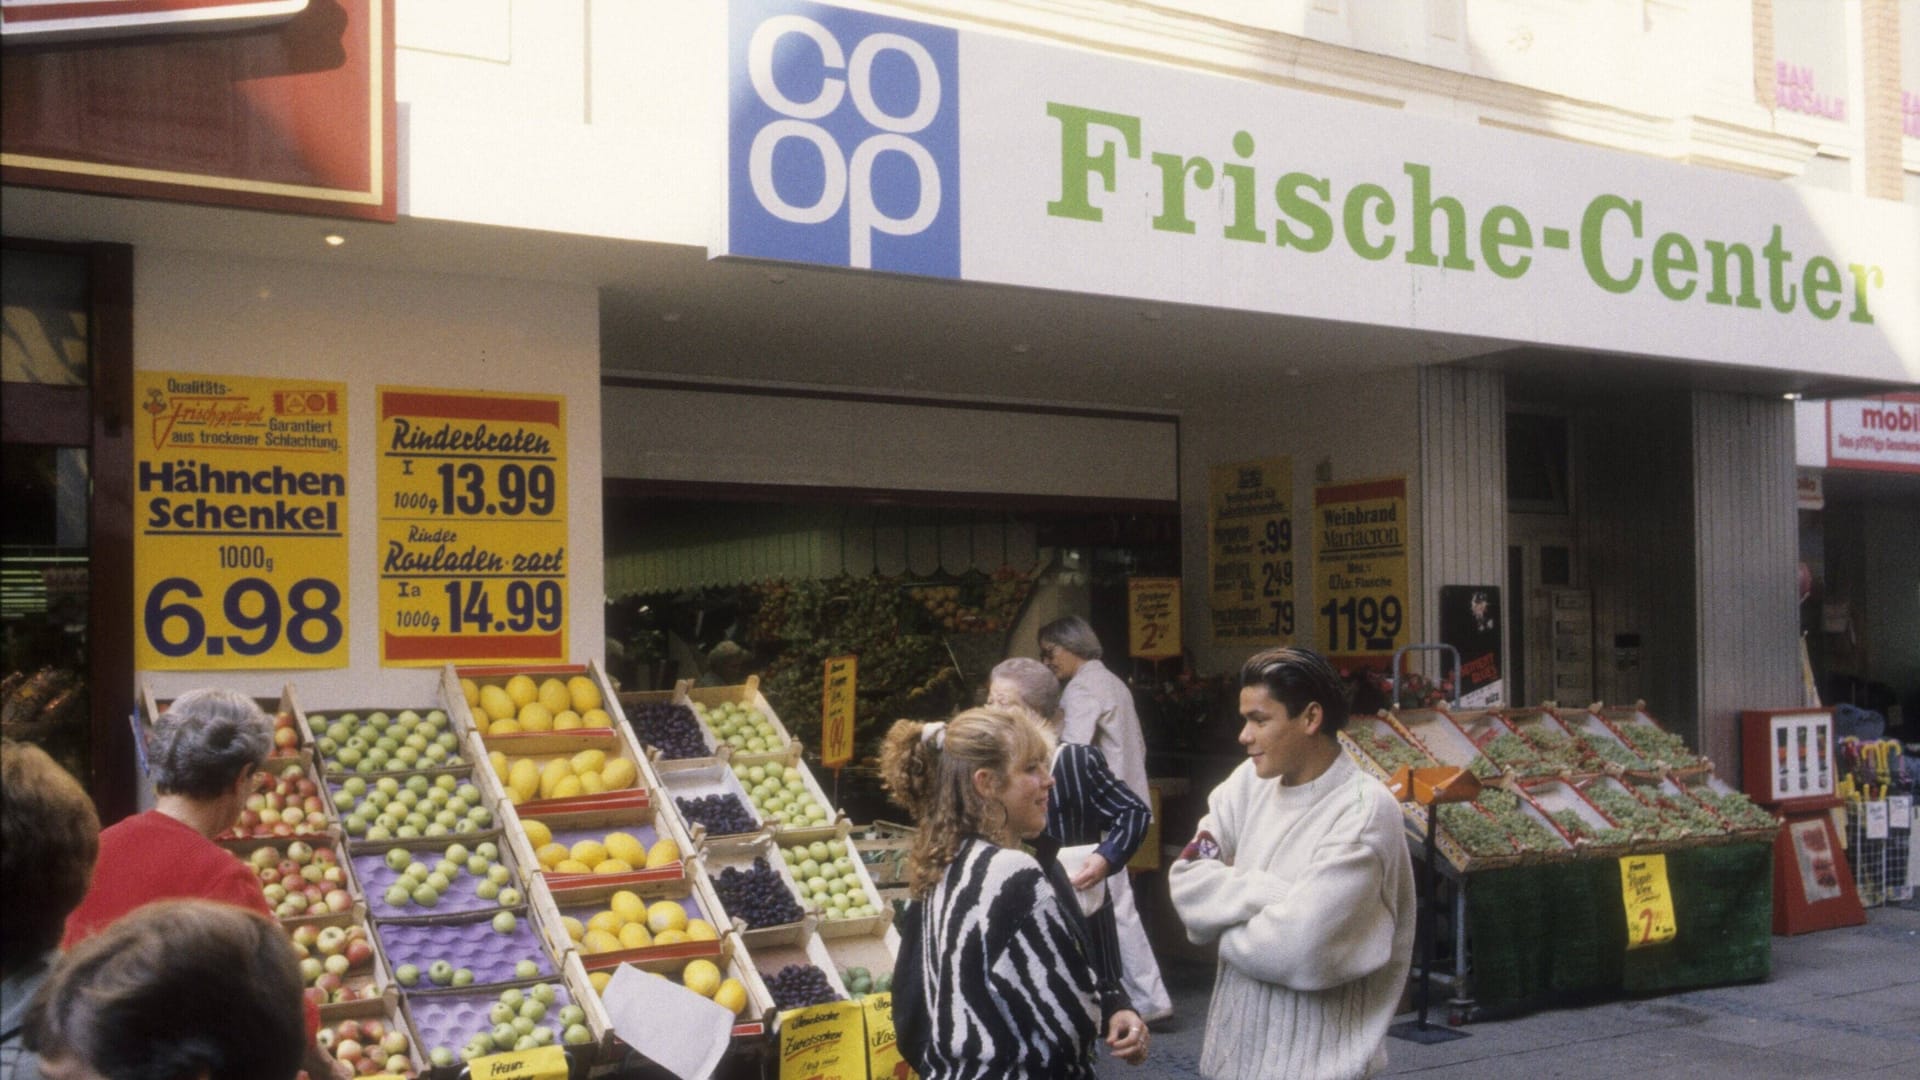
xmin=1169 ymin=754 xmax=1416 ymax=1080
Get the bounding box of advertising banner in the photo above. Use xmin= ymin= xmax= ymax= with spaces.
xmin=377 ymin=387 xmax=568 ymax=666
xmin=1439 ymin=585 xmax=1503 ymax=707
xmin=1208 ymin=458 xmax=1294 ymax=645
xmin=134 ymin=372 xmax=348 ymax=670
xmin=1826 ymin=393 xmax=1920 ymax=473
xmin=720 ymin=0 xmax=1918 ymax=384
xmin=1312 ymin=477 xmax=1409 ymax=666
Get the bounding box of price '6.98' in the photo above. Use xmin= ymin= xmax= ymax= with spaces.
xmin=143 ymin=577 xmax=344 ymax=658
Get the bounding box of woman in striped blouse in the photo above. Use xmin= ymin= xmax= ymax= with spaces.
xmin=988 ymin=657 xmax=1152 ymax=991
xmin=881 ymin=707 xmax=1149 ymax=1079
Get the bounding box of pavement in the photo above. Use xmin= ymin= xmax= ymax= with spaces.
xmin=1101 ymin=901 xmax=1920 ymax=1079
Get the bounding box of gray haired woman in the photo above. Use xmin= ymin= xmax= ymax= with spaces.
xmin=62 ymin=688 xmax=278 ymax=947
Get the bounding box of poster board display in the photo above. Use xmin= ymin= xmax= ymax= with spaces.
xmin=1207 ymin=457 xmax=1294 ymax=645
xmin=376 ymin=387 xmax=568 ymax=666
xmin=1127 ymin=577 xmax=1182 ymax=660
xmin=1311 ymin=477 xmax=1409 ymax=665
xmin=133 ymin=371 xmax=349 ymax=669
xmin=1439 ymin=585 xmax=1503 ymax=706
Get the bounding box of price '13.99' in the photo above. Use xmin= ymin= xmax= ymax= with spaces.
xmin=143 ymin=577 xmax=344 ymax=658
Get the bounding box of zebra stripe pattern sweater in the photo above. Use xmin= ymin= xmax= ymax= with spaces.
xmin=901 ymin=837 xmax=1107 ymax=1080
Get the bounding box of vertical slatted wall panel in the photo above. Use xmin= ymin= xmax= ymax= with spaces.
xmin=1692 ymin=391 xmax=1800 ymax=787
xmin=1419 ymin=367 xmax=1507 ymax=682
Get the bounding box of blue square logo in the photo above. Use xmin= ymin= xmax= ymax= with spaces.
xmin=728 ymin=0 xmax=960 ymax=278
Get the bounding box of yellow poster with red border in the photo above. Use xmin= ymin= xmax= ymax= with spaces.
xmin=133 ymin=372 xmax=349 ymax=669
xmin=376 ymin=386 xmax=567 ymax=666
xmin=1312 ymin=476 xmax=1410 ymax=667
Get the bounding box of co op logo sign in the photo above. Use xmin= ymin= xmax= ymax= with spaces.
xmin=728 ymin=0 xmax=960 ymax=278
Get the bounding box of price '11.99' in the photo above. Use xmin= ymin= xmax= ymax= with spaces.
xmin=143 ymin=577 xmax=344 ymax=658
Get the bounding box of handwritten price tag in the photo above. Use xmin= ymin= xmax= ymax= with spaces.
xmin=1619 ymin=853 xmax=1677 ymax=950
xmin=821 ymin=655 xmax=857 ymax=769
xmin=468 ymin=1043 xmax=568 ymax=1080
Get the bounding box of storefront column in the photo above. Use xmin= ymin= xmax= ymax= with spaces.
xmin=1691 ymin=391 xmax=1800 ymax=787
xmin=1418 ymin=366 xmax=1508 ymax=670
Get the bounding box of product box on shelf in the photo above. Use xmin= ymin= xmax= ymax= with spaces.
xmin=657 ymin=760 xmax=771 ymax=846
xmin=1675 ymin=771 xmax=1780 ymax=836
xmin=729 ymin=746 xmax=846 ymax=845
xmin=685 ymin=677 xmax=800 ymax=764
xmin=1475 ymin=787 xmax=1575 ymax=862
xmin=227 ymin=832 xmax=360 ymax=923
xmin=470 ymin=724 xmax=657 ymax=814
xmin=572 ymin=937 xmax=774 ymax=1048
xmin=1391 ymin=708 xmax=1492 ymax=776
xmin=528 ymin=857 xmax=729 ymax=970
xmin=746 ymin=925 xmax=853 ymax=1028
xmin=1578 ymin=774 xmax=1724 ymax=848
xmin=398 ymin=948 xmax=604 ymax=1072
xmin=1599 ymin=703 xmax=1708 ymax=772
xmin=771 ymin=823 xmax=890 ymax=938
xmin=351 ymin=830 xmax=525 ymax=925
xmin=499 ymin=796 xmax=691 ymax=888
xmin=1449 ymin=709 xmax=1546 ymax=777
xmin=1502 ymin=707 xmax=1603 ymax=776
xmin=818 ymin=921 xmax=900 ymax=1000
xmin=1411 ymin=800 xmax=1520 ymax=872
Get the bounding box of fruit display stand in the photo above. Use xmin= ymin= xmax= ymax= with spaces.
xmin=772 ymin=823 xmax=892 ymax=938
xmin=819 ymin=922 xmax=900 ymax=1003
xmin=352 ymin=833 xmax=526 ymax=925
xmin=327 ymin=765 xmax=501 ymax=848
xmin=529 ymin=865 xmax=727 ymax=966
xmin=730 ymin=746 xmax=846 ymax=845
xmin=472 ymin=725 xmax=658 ymax=814
xmin=1347 ymin=703 xmax=1777 ymax=1022
xmin=685 ymin=677 xmax=800 ymax=764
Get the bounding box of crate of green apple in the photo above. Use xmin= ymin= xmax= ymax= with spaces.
xmin=217 ymin=756 xmax=337 ymax=844
xmin=236 ymin=838 xmax=360 ymax=923
xmin=777 ymin=827 xmax=889 ymax=938
xmin=375 ymin=906 xmax=557 ymax=993
xmin=406 ymin=977 xmax=596 ymax=1068
xmin=731 ymin=749 xmax=844 ymax=843
xmin=685 ymin=679 xmax=796 ymax=762
xmin=307 ymin=706 xmax=470 ymax=779
xmin=331 ymin=769 xmax=500 ymax=846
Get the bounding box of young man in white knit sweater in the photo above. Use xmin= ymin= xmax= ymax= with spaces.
xmin=1169 ymin=647 xmax=1416 ymax=1080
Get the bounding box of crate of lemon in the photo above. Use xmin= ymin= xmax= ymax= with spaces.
xmin=485 ymin=742 xmax=651 ymax=811
xmin=449 ymin=665 xmax=621 ymax=739
xmin=500 ymin=806 xmax=693 ymax=890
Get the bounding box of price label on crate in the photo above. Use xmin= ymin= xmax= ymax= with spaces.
xmin=134 ymin=372 xmax=349 ymax=669
xmin=1312 ymin=476 xmax=1409 ymax=664
xmin=377 ymin=387 xmax=568 ymax=665
xmin=467 ymin=1044 xmax=568 ymax=1080
xmin=1865 ymin=800 xmax=1889 ymax=840
xmin=1619 ymin=853 xmax=1677 ymax=950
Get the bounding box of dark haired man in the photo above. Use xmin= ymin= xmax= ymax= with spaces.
xmin=1168 ymin=647 xmax=1416 ymax=1080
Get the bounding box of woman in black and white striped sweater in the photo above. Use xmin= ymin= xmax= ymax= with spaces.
xmin=881 ymin=707 xmax=1150 ymax=1079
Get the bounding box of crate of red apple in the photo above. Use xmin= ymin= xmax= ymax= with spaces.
xmin=235 ymin=839 xmax=359 ymax=923
xmin=142 ymin=683 xmax=308 ymax=761
xmin=306 ymin=1013 xmax=420 ymax=1079
xmin=290 ymin=916 xmax=387 ymax=1014
xmin=217 ymin=756 xmax=336 ymax=843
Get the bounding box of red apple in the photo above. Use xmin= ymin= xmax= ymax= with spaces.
xmin=324 ymin=889 xmax=352 ymax=914
xmin=257 ymin=867 xmax=281 ymax=886
xmin=315 ymin=971 xmax=343 ymax=995
xmin=344 ymin=939 xmax=374 ymax=967
xmin=315 ymin=927 xmax=346 ymax=955
xmin=280 ymin=763 xmax=304 ymax=782
xmin=356 ymin=1057 xmax=382 ymax=1076
xmin=249 ymin=846 xmax=280 ymax=869
xmin=271 ymin=823 xmax=294 ymax=837
xmin=361 ymin=1019 xmax=386 ymax=1042
xmin=273 ymin=726 xmax=300 ymax=750
xmin=335 ymin=1038 xmax=362 ymax=1065
xmin=336 ymin=1020 xmax=362 ymax=1043
xmin=299 ymin=958 xmax=325 ymax=984
xmin=292 ymin=924 xmax=320 ymax=947
xmin=305 ymin=987 xmax=329 ymax=1012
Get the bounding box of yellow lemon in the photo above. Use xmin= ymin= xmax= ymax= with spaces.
xmin=581 ymin=929 xmax=622 ymax=955
xmin=536 ymin=842 xmax=571 ymax=869
xmin=517 ymin=703 xmax=553 ymax=733
xmin=522 ymin=818 xmax=553 ymax=849
xmin=713 ymin=978 xmax=747 ymax=1015
xmin=570 ymin=839 xmax=608 ymax=866
xmin=489 ymin=750 xmax=510 ymax=783
xmin=538 ymin=678 xmax=572 ymax=715
xmin=651 ymin=929 xmax=689 ymax=946
xmin=600 ymin=758 xmax=638 ymax=791
xmin=473 ymin=716 xmax=492 ymax=736
xmin=589 ymin=971 xmax=611 ymax=994
xmin=581 ymin=708 xmax=612 ymax=729
xmin=593 ymin=858 xmax=634 ymax=875
xmin=553 ymin=710 xmax=584 ymax=731
xmin=567 ymin=676 xmax=603 ymax=712
xmin=609 ymin=890 xmax=646 ymax=923
xmin=539 ymin=759 xmax=573 ymax=799
xmin=479 ymin=685 xmax=516 ymax=722
xmin=570 ymin=749 xmax=607 ymax=776
xmin=505 ymin=674 xmax=538 ymax=708
xmin=553 ymin=858 xmax=594 ymax=875
xmin=617 ymin=922 xmax=654 ymax=950
xmin=646 ymin=900 xmax=688 ymax=934
xmin=490 ymin=718 xmax=523 ymax=736
xmin=604 ymin=833 xmax=647 ymax=866
xmin=508 ymin=759 xmax=541 ymax=803
xmin=578 ymin=771 xmax=608 ymax=795
xmin=684 ymin=919 xmax=718 ymax=942
xmin=460 ymin=677 xmax=481 ymax=707
xmin=562 ymin=916 xmax=585 ymax=942
xmin=682 ymin=959 xmax=722 ymax=998
xmin=551 ymin=775 xmax=584 ymax=800
xmin=645 ymin=837 xmax=681 ymax=869
xmin=586 ymin=910 xmax=624 ymax=936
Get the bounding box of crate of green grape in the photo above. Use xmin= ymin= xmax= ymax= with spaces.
xmin=686 ymin=677 xmax=800 ymax=765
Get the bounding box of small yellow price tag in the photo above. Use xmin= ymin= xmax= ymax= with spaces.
xmin=1619 ymin=853 xmax=1677 ymax=950
xmin=468 ymin=1044 xmax=569 ymax=1080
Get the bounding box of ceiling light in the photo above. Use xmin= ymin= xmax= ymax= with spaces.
xmin=323 ymin=233 xmax=345 ymax=247
xmin=1782 ymin=392 xmax=1803 ymax=400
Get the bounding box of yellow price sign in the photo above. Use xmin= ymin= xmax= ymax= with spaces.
xmin=1620 ymin=853 xmax=1678 ymax=949
xmin=778 ymin=999 xmax=867 ymax=1080
xmin=822 ymin=655 xmax=857 ymax=769
xmin=1311 ymin=477 xmax=1409 ymax=663
xmin=133 ymin=372 xmax=349 ymax=670
xmin=862 ymin=992 xmax=913 ymax=1080
xmin=1208 ymin=458 xmax=1294 ymax=645
xmin=1127 ymin=577 xmax=1182 ymax=660
xmin=467 ymin=1043 xmax=569 ymax=1080
xmin=376 ymin=386 xmax=568 ymax=666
